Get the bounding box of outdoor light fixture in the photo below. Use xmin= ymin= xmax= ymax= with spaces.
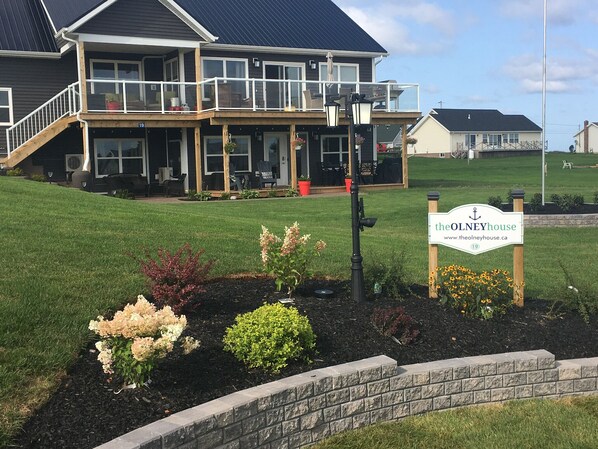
xmin=309 ymin=59 xmax=317 ymax=70
xmin=47 ymin=171 xmax=53 ymax=184
xmin=252 ymin=58 xmax=260 ymax=68
xmin=325 ymin=93 xmax=375 ymax=302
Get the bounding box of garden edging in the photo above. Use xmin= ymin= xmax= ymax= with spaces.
xmin=95 ymin=350 xmax=598 ymax=449
xmin=524 ymin=213 xmax=598 ymax=227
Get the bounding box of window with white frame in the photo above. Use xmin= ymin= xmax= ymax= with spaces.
xmin=321 ymin=136 xmax=349 ymax=166
xmin=164 ymin=58 xmax=179 ymax=82
xmin=319 ymin=63 xmax=358 ymax=93
xmin=94 ymin=138 xmax=145 ymax=177
xmin=504 ymin=133 xmax=519 ymax=144
xmin=201 ymin=58 xmax=248 ymax=99
xmin=483 ymin=134 xmax=502 ymax=147
xmin=204 ymin=136 xmax=251 ymax=174
xmin=0 ymin=88 xmax=13 ymax=125
xmin=90 ymin=60 xmax=141 ymax=94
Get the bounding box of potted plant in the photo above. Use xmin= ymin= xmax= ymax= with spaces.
xmin=298 ymin=175 xmax=311 ymax=196
xmin=224 ymin=141 xmax=237 ymax=154
xmin=344 ymin=174 xmax=352 ymax=193
xmin=292 ymin=137 xmax=306 ymax=151
xmin=355 ymin=134 xmax=365 ymax=149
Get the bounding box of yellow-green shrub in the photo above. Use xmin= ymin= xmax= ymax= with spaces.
xmin=223 ymin=303 xmax=316 ymax=373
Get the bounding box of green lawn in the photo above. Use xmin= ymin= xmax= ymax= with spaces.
xmin=0 ymin=151 xmax=597 ymax=445
xmin=313 ymin=396 xmax=598 ymax=449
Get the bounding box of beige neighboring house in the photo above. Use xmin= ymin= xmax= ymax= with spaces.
xmin=408 ymin=108 xmax=542 ymax=158
xmin=574 ymin=120 xmax=597 ymax=153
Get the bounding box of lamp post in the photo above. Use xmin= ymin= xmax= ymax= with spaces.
xmin=325 ymin=93 xmax=376 ymax=302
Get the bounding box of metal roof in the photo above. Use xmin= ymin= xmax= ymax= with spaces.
xmin=3 ymin=0 xmax=387 ymax=55
xmin=176 ymin=0 xmax=387 ymax=53
xmin=0 ymin=0 xmax=58 ymax=52
xmin=431 ymin=109 xmax=542 ymax=132
xmin=42 ymin=0 xmax=105 ymax=31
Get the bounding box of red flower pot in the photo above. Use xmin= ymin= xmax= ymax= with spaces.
xmin=344 ymin=178 xmax=352 ymax=192
xmin=298 ymin=180 xmax=311 ymax=196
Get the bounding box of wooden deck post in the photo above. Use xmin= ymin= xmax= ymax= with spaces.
xmin=290 ymin=124 xmax=297 ymax=189
xmin=194 ymin=126 xmax=202 ymax=191
xmin=428 ymin=191 xmax=440 ymax=298
xmin=512 ymin=189 xmax=525 ymax=306
xmin=222 ymin=125 xmax=230 ymax=193
xmin=78 ymin=42 xmax=88 ymax=113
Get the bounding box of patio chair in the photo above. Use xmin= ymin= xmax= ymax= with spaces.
xmin=163 ymin=173 xmax=187 ymax=196
xmin=257 ymin=161 xmax=277 ymax=188
xmin=229 ymin=163 xmax=245 ymax=191
xmin=359 ymin=161 xmax=377 ymax=184
xmin=562 ymin=160 xmax=573 ymax=169
xmin=303 ymin=90 xmax=323 ymax=110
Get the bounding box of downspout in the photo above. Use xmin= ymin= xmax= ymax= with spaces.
xmin=62 ymin=32 xmax=91 ymax=171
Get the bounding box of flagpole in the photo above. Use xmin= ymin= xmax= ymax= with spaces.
xmin=541 ymin=0 xmax=547 ymax=205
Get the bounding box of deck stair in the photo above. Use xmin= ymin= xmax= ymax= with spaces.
xmin=2 ymin=83 xmax=80 ymax=167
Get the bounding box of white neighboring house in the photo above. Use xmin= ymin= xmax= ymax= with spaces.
xmin=408 ymin=109 xmax=542 ymax=158
xmin=573 ymin=120 xmax=597 ymax=153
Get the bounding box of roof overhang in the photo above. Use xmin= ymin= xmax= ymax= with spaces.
xmin=0 ymin=50 xmax=61 ymax=59
xmin=74 ymin=33 xmax=202 ymax=50
xmin=205 ymin=43 xmax=388 ymax=59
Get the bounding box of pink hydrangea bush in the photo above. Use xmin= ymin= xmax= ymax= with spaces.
xmin=89 ymin=295 xmax=200 ymax=387
xmin=259 ymin=222 xmax=326 ymax=297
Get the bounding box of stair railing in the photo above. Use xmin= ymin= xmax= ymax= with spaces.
xmin=5 ymin=82 xmax=80 ymax=156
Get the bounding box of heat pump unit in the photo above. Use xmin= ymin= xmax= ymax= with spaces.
xmin=158 ymin=166 xmax=173 ymax=184
xmin=65 ymin=154 xmax=83 ymax=172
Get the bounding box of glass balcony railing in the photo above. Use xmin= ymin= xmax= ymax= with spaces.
xmin=84 ymin=78 xmax=419 ymax=114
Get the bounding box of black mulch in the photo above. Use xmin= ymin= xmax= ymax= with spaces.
xmin=14 ymin=277 xmax=598 ymax=449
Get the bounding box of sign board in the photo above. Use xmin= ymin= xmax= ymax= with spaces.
xmin=429 ymin=204 xmax=523 ymax=255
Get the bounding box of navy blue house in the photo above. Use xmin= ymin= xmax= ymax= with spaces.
xmin=0 ymin=0 xmax=420 ymax=193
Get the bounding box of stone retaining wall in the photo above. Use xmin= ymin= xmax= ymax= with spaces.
xmin=96 ymin=350 xmax=598 ymax=449
xmin=525 ymin=213 xmax=598 ymax=227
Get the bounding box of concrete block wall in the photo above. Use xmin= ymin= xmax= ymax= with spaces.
xmin=525 ymin=213 xmax=598 ymax=227
xmin=95 ymin=351 xmax=598 ymax=449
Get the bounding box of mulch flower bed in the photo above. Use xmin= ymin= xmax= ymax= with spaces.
xmin=15 ymin=276 xmax=598 ymax=449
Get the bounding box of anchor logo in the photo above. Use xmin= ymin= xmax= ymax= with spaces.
xmin=469 ymin=207 xmax=481 ymax=221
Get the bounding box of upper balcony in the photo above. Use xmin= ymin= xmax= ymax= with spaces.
xmin=83 ymin=78 xmax=419 ymax=118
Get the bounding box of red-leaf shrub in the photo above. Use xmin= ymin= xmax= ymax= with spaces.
xmin=371 ymin=306 xmax=419 ymax=345
xmin=138 ymin=244 xmax=215 ymax=314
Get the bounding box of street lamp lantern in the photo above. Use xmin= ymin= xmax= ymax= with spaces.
xmin=351 ymin=95 xmax=373 ymax=126
xmin=325 ymin=92 xmax=376 ymax=302
xmin=324 ymin=99 xmax=340 ymax=127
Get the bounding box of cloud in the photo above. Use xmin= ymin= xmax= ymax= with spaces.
xmin=336 ymin=1 xmax=457 ymax=55
xmin=499 ymin=0 xmax=591 ymax=25
xmin=503 ymin=53 xmax=595 ymax=93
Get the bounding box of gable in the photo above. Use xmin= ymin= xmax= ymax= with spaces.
xmin=76 ymin=0 xmax=202 ymax=42
xmin=42 ymin=0 xmax=105 ymax=32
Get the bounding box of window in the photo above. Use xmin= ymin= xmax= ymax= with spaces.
xmin=204 ymin=136 xmax=251 ymax=174
xmin=0 ymin=88 xmax=13 ymax=125
xmin=319 ymin=63 xmax=359 ymax=93
xmin=482 ymin=134 xmax=502 ymax=147
xmin=94 ymin=138 xmax=145 ymax=177
xmin=90 ymin=60 xmax=141 ymax=94
xmin=201 ymin=58 xmax=248 ymax=98
xmin=505 ymin=133 xmax=519 ymax=144
xmin=164 ymin=58 xmax=179 ymax=82
xmin=321 ymin=136 xmax=349 ymax=166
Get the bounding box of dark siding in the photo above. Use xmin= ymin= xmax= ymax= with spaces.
xmin=0 ymin=52 xmax=77 ymax=152
xmin=43 ymin=0 xmax=104 ymax=31
xmin=30 ymin=127 xmax=84 ymax=180
xmin=77 ymin=0 xmax=202 ymax=41
xmin=185 ymin=49 xmax=373 ymax=83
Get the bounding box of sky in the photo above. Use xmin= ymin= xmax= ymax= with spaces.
xmin=336 ymin=0 xmax=598 ymax=151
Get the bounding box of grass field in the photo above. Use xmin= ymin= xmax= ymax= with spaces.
xmin=0 ymin=151 xmax=597 ymax=445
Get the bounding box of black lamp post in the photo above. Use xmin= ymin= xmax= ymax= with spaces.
xmin=325 ymin=93 xmax=376 ymax=302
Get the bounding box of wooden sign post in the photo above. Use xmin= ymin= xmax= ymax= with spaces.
xmin=428 ymin=192 xmax=440 ymax=299
xmin=428 ymin=190 xmax=525 ymax=307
